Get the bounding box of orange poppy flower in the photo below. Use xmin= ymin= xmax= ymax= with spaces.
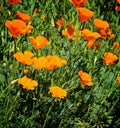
xmin=77 ymin=7 xmax=94 ymax=22
xmin=103 ymin=52 xmax=118 ymax=65
xmin=93 ymin=19 xmax=115 ymax=39
xmin=56 ymin=18 xmax=64 ymax=27
xmin=107 ymin=29 xmax=112 ymax=36
xmin=110 ymin=34 xmax=115 ymax=40
xmin=21 ymin=25 xmax=33 ymax=35
xmin=98 ymin=29 xmax=107 ymax=38
xmin=115 ymin=6 xmax=120 ymax=12
xmin=45 ymin=55 xmax=67 ymax=70
xmin=32 ymin=57 xmax=48 ymax=70
xmin=8 ymin=0 xmax=21 ymax=5
xmin=86 ymin=41 xmax=94 ymax=49
xmin=82 ymin=29 xmax=101 ymax=49
xmin=94 ymin=19 xmax=109 ymax=31
xmin=5 ymin=19 xmax=33 ymax=38
xmin=78 ymin=70 xmax=93 ymax=86
xmin=82 ymin=29 xmax=101 ymax=41
xmin=112 ymin=42 xmax=119 ymax=51
xmin=86 ymin=41 xmax=101 ymax=49
xmin=117 ymin=0 xmax=120 ymax=4
xmin=13 ymin=51 xmax=34 ymax=65
xmin=117 ymin=76 xmax=120 ymax=85
xmin=62 ymin=24 xmax=75 ymax=40
xmin=28 ymin=36 xmax=50 ymax=50
xmin=17 ymin=11 xmax=30 ymax=23
xmin=18 ymin=76 xmax=38 ymax=90
xmin=69 ymin=0 xmax=87 ymax=7
xmin=5 ymin=19 xmax=25 ymax=38
xmin=106 ymin=29 xmax=115 ymax=39
xmin=49 ymin=86 xmax=67 ymax=98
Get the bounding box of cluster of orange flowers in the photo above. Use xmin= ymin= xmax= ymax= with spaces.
xmin=59 ymin=0 xmax=115 ymax=46
xmin=6 ymin=0 xmax=120 ymax=98
xmin=94 ymin=19 xmax=115 ymax=39
xmin=32 ymin=55 xmax=67 ymax=70
xmin=77 ymin=51 xmax=119 ymax=87
xmin=81 ymin=28 xmax=101 ymax=49
xmin=59 ymin=0 xmax=94 ymax=40
xmin=6 ymin=1 xmax=68 ymax=96
xmin=13 ymin=51 xmax=67 ymax=70
xmin=69 ymin=0 xmax=94 ymax=23
xmin=65 ymin=0 xmax=120 ymax=87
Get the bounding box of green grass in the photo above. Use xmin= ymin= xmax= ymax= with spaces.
xmin=0 ymin=0 xmax=120 ymax=128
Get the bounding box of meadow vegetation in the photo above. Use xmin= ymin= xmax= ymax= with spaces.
xmin=0 ymin=0 xmax=120 ymax=127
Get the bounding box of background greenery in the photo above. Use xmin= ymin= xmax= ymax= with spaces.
xmin=0 ymin=0 xmax=120 ymax=127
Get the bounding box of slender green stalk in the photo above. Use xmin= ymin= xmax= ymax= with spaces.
xmin=13 ymin=39 xmax=17 ymax=53
xmin=42 ymin=101 xmax=54 ymax=128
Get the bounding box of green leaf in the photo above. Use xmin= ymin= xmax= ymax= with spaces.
xmin=0 ymin=73 xmax=5 ymax=83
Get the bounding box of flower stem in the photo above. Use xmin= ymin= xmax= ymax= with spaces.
xmin=42 ymin=102 xmax=54 ymax=128
xmin=14 ymin=39 xmax=17 ymax=53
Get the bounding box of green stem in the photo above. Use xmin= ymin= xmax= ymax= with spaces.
xmin=42 ymin=102 xmax=54 ymax=128
xmin=7 ymin=90 xmax=20 ymax=120
xmin=14 ymin=39 xmax=17 ymax=53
